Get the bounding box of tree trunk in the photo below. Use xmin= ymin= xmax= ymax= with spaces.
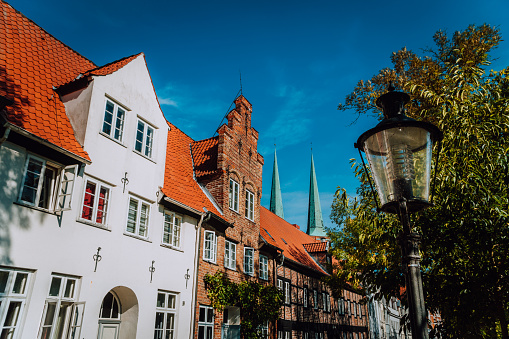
xmin=497 ymin=300 xmax=508 ymax=339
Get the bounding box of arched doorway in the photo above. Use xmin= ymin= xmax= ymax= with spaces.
xmin=98 ymin=287 xmax=138 ymax=339
xmin=98 ymin=291 xmax=121 ymax=339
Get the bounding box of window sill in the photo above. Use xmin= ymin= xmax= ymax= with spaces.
xmin=100 ymin=132 xmax=127 ymax=148
xmin=133 ymin=150 xmax=156 ymax=164
xmin=14 ymin=201 xmax=56 ymax=215
xmin=160 ymin=243 xmax=183 ymax=252
xmin=123 ymin=232 xmax=152 ymax=243
xmin=203 ymin=259 xmax=218 ymax=265
xmin=77 ymin=219 xmax=111 ymax=231
xmin=225 ymin=266 xmax=236 ymax=272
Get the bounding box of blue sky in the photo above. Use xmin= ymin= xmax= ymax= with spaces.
xmin=11 ymin=0 xmax=509 ymax=232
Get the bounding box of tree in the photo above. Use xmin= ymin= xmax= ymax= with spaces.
xmin=330 ymin=24 xmax=509 ymax=338
xmin=204 ymin=272 xmax=283 ymax=339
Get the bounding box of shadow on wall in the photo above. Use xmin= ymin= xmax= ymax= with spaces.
xmin=0 ymin=66 xmax=32 ymax=125
xmin=0 ymin=143 xmax=32 ymax=265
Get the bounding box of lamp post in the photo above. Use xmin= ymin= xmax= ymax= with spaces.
xmin=354 ymin=85 xmax=443 ymax=339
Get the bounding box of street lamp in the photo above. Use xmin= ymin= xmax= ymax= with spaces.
xmin=354 ymin=85 xmax=443 ymax=339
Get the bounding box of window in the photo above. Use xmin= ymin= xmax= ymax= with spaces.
xmin=135 ymin=119 xmax=154 ymax=158
xmin=322 ymin=292 xmax=326 ymax=310
xmin=0 ymin=268 xmax=33 ymax=339
xmin=155 ymin=291 xmax=177 ymax=339
xmin=278 ymin=331 xmax=290 ymax=339
xmin=38 ymin=275 xmax=84 ymax=339
xmin=80 ymin=178 xmax=110 ymax=225
xmin=313 ymin=290 xmax=318 ymax=310
xmin=19 ymin=155 xmax=77 ymax=211
xmin=259 ymin=255 xmax=268 ymax=280
xmin=326 ymin=294 xmax=331 ymax=312
xmin=284 ymin=282 xmax=290 ymax=304
xmin=126 ymin=196 xmax=150 ymax=238
xmin=303 ymin=287 xmax=308 ymax=308
xmin=203 ymin=231 xmax=217 ymax=263
xmin=163 ymin=211 xmax=182 ymax=248
xmin=99 ymin=292 xmax=120 ymax=319
xmin=257 ymin=322 xmax=268 ymax=339
xmin=277 ymin=279 xmax=283 ymax=291
xmin=229 ymin=179 xmax=239 ymax=212
xmin=102 ymin=99 xmax=125 ymax=142
xmin=224 ymin=241 xmax=236 ymax=270
xmin=244 ymin=247 xmax=254 ymax=276
xmin=198 ymin=306 xmax=213 ymax=339
xmin=245 ymin=190 xmax=254 ymax=220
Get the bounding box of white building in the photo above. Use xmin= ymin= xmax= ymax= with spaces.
xmin=0 ymin=2 xmax=220 ymax=338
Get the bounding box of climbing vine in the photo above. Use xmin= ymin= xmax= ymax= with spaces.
xmin=204 ymin=272 xmax=283 ymax=339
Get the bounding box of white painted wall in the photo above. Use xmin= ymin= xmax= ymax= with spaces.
xmin=0 ymin=55 xmax=198 ymax=339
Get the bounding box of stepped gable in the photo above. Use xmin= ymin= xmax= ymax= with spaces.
xmin=0 ymin=1 xmax=95 ymax=160
xmin=161 ymin=122 xmax=221 ymax=216
xmin=191 ymin=137 xmax=219 ymax=178
xmin=260 ymin=206 xmax=327 ymax=274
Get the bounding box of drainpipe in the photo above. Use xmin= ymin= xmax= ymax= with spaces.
xmin=190 ymin=211 xmax=211 ymax=339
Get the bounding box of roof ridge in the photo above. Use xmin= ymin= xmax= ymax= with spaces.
xmin=2 ymin=0 xmax=96 ymax=68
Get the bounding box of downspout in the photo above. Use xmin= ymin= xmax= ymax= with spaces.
xmin=190 ymin=211 xmax=211 ymax=339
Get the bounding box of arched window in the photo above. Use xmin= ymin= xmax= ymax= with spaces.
xmin=99 ymin=291 xmax=121 ymax=319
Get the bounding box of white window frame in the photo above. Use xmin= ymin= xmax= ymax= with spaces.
xmin=244 ymin=189 xmax=254 ymax=221
xmin=101 ymin=99 xmax=126 ymax=143
xmin=243 ymin=247 xmax=254 ymax=276
xmin=79 ymin=177 xmax=111 ymax=226
xmin=198 ymin=305 xmax=214 ymax=339
xmin=322 ymin=292 xmax=326 ymax=310
xmin=154 ymin=291 xmax=178 ymax=339
xmin=284 ymin=281 xmax=290 ymax=305
xmin=18 ymin=155 xmax=77 ymax=212
xmin=203 ymin=231 xmax=217 ymax=263
xmin=0 ymin=268 xmax=33 ymax=339
xmin=126 ymin=196 xmax=151 ymax=238
xmin=163 ymin=211 xmax=182 ymax=249
xmin=259 ymin=255 xmax=268 ymax=280
xmin=224 ymin=241 xmax=236 ymax=270
xmin=277 ymin=279 xmax=283 ymax=291
xmin=38 ymin=274 xmax=84 ymax=339
xmin=228 ymin=179 xmax=239 ymax=212
xmin=134 ymin=118 xmax=155 ymax=158
xmin=313 ymin=290 xmax=318 ymax=310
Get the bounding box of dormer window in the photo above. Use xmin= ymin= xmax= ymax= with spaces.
xmin=102 ymin=99 xmax=125 ymax=142
xmin=135 ymin=119 xmax=154 ymax=158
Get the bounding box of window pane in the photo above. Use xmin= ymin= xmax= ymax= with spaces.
xmin=206 ymin=308 xmax=213 ymax=323
xmin=173 ymin=218 xmax=181 ymax=248
xmin=4 ymin=301 xmax=22 ymax=326
xmin=64 ymin=279 xmax=75 ymax=299
xmin=12 ymin=273 xmax=28 ymax=294
xmin=100 ymin=292 xmax=113 ymax=318
xmin=21 ymin=158 xmax=43 ymax=204
xmin=166 ymin=313 xmax=174 ymax=330
xmin=0 ymin=271 xmax=8 ymax=293
xmin=44 ymin=302 xmax=56 ymax=326
xmin=157 ymin=293 xmax=166 ymax=308
xmin=102 ymin=101 xmax=114 ymax=135
xmin=163 ymin=214 xmax=173 ymax=245
xmin=49 ymin=277 xmax=61 ymax=297
xmin=198 ymin=327 xmax=204 ymax=339
xmin=81 ymin=181 xmax=96 ymax=220
xmin=154 ymin=312 xmax=164 ymax=329
xmin=114 ymin=107 xmax=125 ymax=141
xmin=139 ymin=203 xmax=149 ymax=237
xmin=127 ymin=198 xmax=138 ymax=234
xmin=145 ymin=126 xmax=154 ymax=157
xmin=135 ymin=121 xmax=144 ymax=152
xmin=167 ymin=294 xmax=175 ymax=309
xmin=96 ymin=186 xmax=109 ymax=224
xmin=111 ymin=297 xmax=119 ymax=319
xmin=38 ymin=166 xmax=55 ymax=209
xmin=199 ymin=307 xmax=205 ymax=322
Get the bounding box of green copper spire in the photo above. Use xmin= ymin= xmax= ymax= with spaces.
xmin=307 ymin=153 xmax=327 ymax=237
xmin=269 ymin=148 xmax=284 ymax=218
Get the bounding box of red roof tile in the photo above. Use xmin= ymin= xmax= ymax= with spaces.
xmin=1 ymin=1 xmax=94 ymax=160
xmin=190 ymin=137 xmax=219 ymax=178
xmin=83 ymin=53 xmax=142 ymax=77
xmin=161 ymin=122 xmax=221 ymax=216
xmin=303 ymin=242 xmax=328 ymax=253
xmin=260 ymin=207 xmax=327 ymax=274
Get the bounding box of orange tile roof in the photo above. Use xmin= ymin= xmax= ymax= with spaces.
xmin=191 ymin=137 xmax=219 ymax=178
xmin=1 ymin=1 xmax=96 ymax=161
xmin=303 ymin=242 xmax=328 ymax=253
xmin=260 ymin=206 xmax=328 ymax=274
xmin=83 ymin=53 xmax=142 ymax=77
xmin=161 ymin=122 xmax=221 ymax=216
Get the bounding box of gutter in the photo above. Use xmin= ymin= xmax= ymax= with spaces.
xmin=163 ymin=196 xmax=203 ymax=218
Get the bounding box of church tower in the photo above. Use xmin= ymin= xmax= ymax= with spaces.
xmin=307 ymin=152 xmax=327 ymax=238
xmin=269 ymin=148 xmax=284 ymax=218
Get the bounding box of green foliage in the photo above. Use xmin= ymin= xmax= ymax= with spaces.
xmin=332 ymin=24 xmax=509 ymax=338
xmin=204 ymin=272 xmax=283 ymax=339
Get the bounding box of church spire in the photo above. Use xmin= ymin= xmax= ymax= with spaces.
xmin=307 ymin=152 xmax=327 ymax=237
xmin=269 ymin=147 xmax=284 ymax=218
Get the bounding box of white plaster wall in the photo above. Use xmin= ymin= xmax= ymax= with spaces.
xmin=0 ymin=55 xmax=198 ymax=339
